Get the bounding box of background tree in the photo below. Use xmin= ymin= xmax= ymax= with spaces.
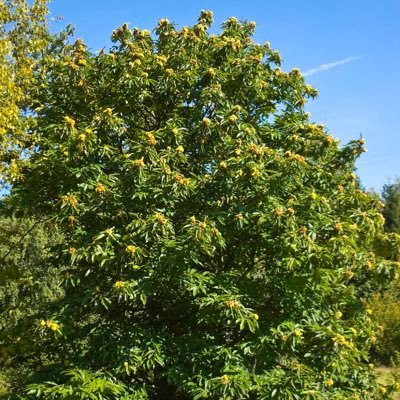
xmin=0 ymin=0 xmax=66 ymax=193
xmin=368 ymin=179 xmax=400 ymax=366
xmin=3 ymin=10 xmax=400 ymax=399
xmin=382 ymin=179 xmax=400 ymax=234
xmin=0 ymin=216 xmax=63 ymax=394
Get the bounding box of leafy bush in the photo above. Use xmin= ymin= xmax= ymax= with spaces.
xmin=2 ymin=7 xmax=400 ymax=399
xmin=371 ymin=275 xmax=400 ymax=364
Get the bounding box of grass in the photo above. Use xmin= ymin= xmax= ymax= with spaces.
xmin=376 ymin=367 xmax=400 ymax=399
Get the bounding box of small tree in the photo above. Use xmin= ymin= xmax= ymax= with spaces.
xmin=5 ymin=10 xmax=400 ymax=399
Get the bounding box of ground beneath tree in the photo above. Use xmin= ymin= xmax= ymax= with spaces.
xmin=376 ymin=367 xmax=400 ymax=399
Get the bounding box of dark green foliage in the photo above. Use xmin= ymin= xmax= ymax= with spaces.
xmin=0 ymin=217 xmax=63 ymax=393
xmin=382 ymin=179 xmax=400 ymax=234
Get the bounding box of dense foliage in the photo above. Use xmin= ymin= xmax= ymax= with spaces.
xmin=2 ymin=5 xmax=400 ymax=399
xmin=0 ymin=217 xmax=63 ymax=392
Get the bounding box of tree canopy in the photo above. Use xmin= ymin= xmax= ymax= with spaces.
xmin=0 ymin=0 xmax=51 ymax=192
xmin=1 ymin=7 xmax=400 ymax=399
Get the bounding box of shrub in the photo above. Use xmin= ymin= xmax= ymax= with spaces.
xmin=371 ymin=276 xmax=400 ymax=364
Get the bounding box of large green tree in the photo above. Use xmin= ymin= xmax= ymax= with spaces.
xmin=4 ymin=10 xmax=400 ymax=399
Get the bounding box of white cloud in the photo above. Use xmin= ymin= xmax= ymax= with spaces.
xmin=303 ymin=56 xmax=364 ymax=77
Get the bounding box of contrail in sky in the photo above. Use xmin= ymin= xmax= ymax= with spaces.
xmin=303 ymin=56 xmax=364 ymax=77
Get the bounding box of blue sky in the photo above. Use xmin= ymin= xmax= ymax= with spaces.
xmin=49 ymin=0 xmax=400 ymax=191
